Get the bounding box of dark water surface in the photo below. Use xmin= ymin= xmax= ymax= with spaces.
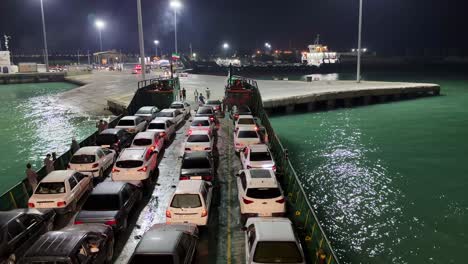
xmin=270 ymin=73 xmax=468 ymax=263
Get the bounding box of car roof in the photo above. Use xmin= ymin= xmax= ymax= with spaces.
xmin=198 ymin=106 xmax=213 ymax=110
xmin=120 ymin=116 xmax=139 ymax=120
xmin=42 ymin=170 xmax=76 ymax=182
xmin=248 ymin=144 xmax=269 ymax=152
xmin=183 ymin=151 xmax=210 ymax=159
xmin=175 ymin=180 xmax=204 ymax=194
xmin=134 ymin=131 xmax=157 ymax=139
xmin=135 ymin=230 xmax=181 ymax=254
xmin=150 ymin=119 xmax=166 ymax=124
xmin=245 ymin=169 xmax=278 ymax=188
xmin=171 ymin=101 xmax=184 ymax=105
xmin=237 ymin=126 xmax=257 ymax=132
xmin=188 ymin=130 xmax=210 ymax=136
xmin=206 ymin=100 xmax=221 ymax=104
xmin=0 ymin=211 xmax=23 ymax=228
xmin=161 ymin=109 xmax=176 ymax=113
xmin=238 ymin=115 xmax=254 ymax=119
xmin=90 ymin=181 xmax=127 ymax=195
xmin=73 ymin=146 xmax=100 ymax=156
xmin=100 ymin=128 xmax=123 ymax=135
xmin=192 ymin=116 xmax=210 ymax=121
xmin=247 ymin=217 xmax=296 ymax=242
xmin=117 ymin=148 xmax=147 ymax=161
xmin=138 ymin=106 xmax=156 ymax=111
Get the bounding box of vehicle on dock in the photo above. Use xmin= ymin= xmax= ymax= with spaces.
xmin=235 ymin=114 xmax=258 ymax=131
xmin=131 ymin=131 xmax=165 ymax=153
xmin=115 ymin=116 xmax=147 ymax=134
xmin=74 ymin=182 xmax=142 ymax=232
xmin=170 ymin=101 xmax=191 ymax=118
xmin=28 ymin=170 xmax=92 ymax=214
xmin=244 ymin=217 xmax=305 ymax=264
xmin=111 ymin=147 xmax=158 ymax=189
xmin=240 ymin=144 xmax=276 ymax=172
xmin=0 ymin=209 xmax=56 ymax=264
xmin=21 ymin=224 xmax=114 ymax=264
xmin=166 ymin=180 xmax=213 ymax=226
xmin=230 ymin=105 xmax=252 ymax=121
xmin=95 ymin=128 xmax=133 ymax=153
xmin=234 ymin=126 xmax=262 ymax=152
xmin=205 ymin=99 xmax=224 ymax=117
xmin=129 ymin=223 xmax=198 ymax=264
xmin=188 ymin=116 xmax=216 ymax=136
xmin=68 ymin=146 xmax=116 ymax=179
xmin=155 ymin=109 xmax=185 ymax=127
xmin=236 ymin=169 xmax=285 ymax=219
xmin=195 ymin=106 xmax=216 ymax=123
xmin=224 ymin=77 xmax=255 ymax=109
xmin=184 ymin=130 xmax=215 ymax=153
xmin=135 ymin=106 xmax=160 ymax=122
xmin=147 ymin=119 xmax=176 ymax=141
xmin=180 ymin=152 xmax=215 ymax=181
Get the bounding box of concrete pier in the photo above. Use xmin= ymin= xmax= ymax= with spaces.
xmin=0 ymin=72 xmax=66 ymax=84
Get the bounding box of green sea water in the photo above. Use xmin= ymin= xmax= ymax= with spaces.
xmin=270 ymin=73 xmax=468 ymax=263
xmin=0 ymin=83 xmax=97 ymax=195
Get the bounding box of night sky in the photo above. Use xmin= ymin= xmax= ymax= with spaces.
xmin=1 ymin=0 xmax=467 ymax=56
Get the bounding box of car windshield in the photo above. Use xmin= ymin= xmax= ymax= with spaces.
xmin=192 ymin=120 xmax=210 ymax=127
xmin=246 ymin=188 xmax=281 ymax=199
xmin=238 ymin=118 xmax=255 ymax=125
xmin=118 ymin=120 xmax=135 ymax=126
xmin=238 ymin=131 xmax=258 ymax=138
xmin=171 ymin=104 xmax=184 ymax=109
xmin=148 ymin=123 xmax=165 ymax=129
xmin=182 ymin=158 xmax=210 ymax=169
xmin=207 ymin=100 xmax=221 ymax=105
xmin=238 ymin=106 xmax=251 ymax=114
xmin=253 ymin=242 xmax=303 ymax=263
xmin=96 ymin=134 xmax=118 ymax=145
xmin=156 ymin=112 xmax=173 ymax=117
xmin=133 ymin=138 xmax=152 ymax=146
xmin=187 ymin=135 xmax=210 ymax=142
xmin=35 ymin=182 xmax=66 ymax=194
xmin=197 ymin=108 xmax=213 ymax=114
xmin=116 ymin=160 xmax=144 ymax=168
xmin=171 ymin=194 xmax=202 ymax=208
xmin=250 ymin=151 xmax=272 ymax=161
xmin=70 ymin=154 xmax=95 ymax=164
xmin=136 ymin=108 xmax=153 ymax=115
xmin=83 ymin=194 xmax=121 ymax=210
xmin=130 ymin=255 xmax=174 ymax=264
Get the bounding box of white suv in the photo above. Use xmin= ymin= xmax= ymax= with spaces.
xmin=166 ymin=180 xmax=213 ymax=226
xmin=184 ymin=130 xmax=214 ymax=153
xmin=111 ymin=147 xmax=157 ymax=189
xmin=236 ymin=169 xmax=285 ymax=219
xmin=244 ymin=217 xmax=305 ymax=264
xmin=188 ymin=116 xmax=216 ymax=136
xmin=131 ymin=131 xmax=165 ymax=153
xmin=234 ymin=127 xmax=261 ymax=152
xmin=155 ymin=109 xmax=184 ymax=127
xmin=28 ymin=170 xmax=92 ymax=214
xmin=235 ymin=114 xmax=257 ymax=131
xmin=115 ymin=116 xmax=147 ymax=134
xmin=240 ymin=144 xmax=276 ymax=172
xmin=68 ymin=146 xmax=116 ymax=178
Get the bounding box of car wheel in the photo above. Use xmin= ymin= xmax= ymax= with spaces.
xmin=121 ymin=217 xmax=128 ymax=230
xmin=69 ymin=201 xmax=77 ymax=213
xmin=7 ymin=254 xmax=16 ymax=264
xmin=46 ymin=220 xmax=54 ymax=231
xmin=99 ymin=168 xmax=104 ymax=179
xmin=106 ymin=238 xmax=115 ymax=263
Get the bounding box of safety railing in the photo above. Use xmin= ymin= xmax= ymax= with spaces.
xmin=0 ymin=116 xmax=122 ymax=211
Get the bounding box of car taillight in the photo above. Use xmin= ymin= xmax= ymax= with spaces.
xmin=166 ymin=210 xmax=171 ymax=218
xmin=255 ymin=126 xmax=259 ymax=131
xmin=74 ymin=220 xmax=83 ymax=225
xmin=112 ymin=168 xmax=120 ymax=173
xmin=209 ymin=116 xmax=214 ymax=121
xmin=235 ymin=143 xmax=241 ymax=146
xmin=276 ymin=198 xmax=285 ymax=204
xmin=138 ymin=166 xmax=148 ymax=172
xmin=180 ymin=176 xmax=190 ymax=180
xmin=188 ymin=130 xmax=193 ymax=135
xmin=105 ymin=219 xmax=117 ymax=226
xmin=204 ymin=175 xmax=213 ymax=181
xmin=234 ymin=114 xmax=239 ymax=119
xmin=204 ymin=147 xmax=211 ymax=150
xmin=185 ymin=148 xmax=191 ymax=151
xmin=272 ymin=165 xmax=277 ymax=171
xmin=57 ymin=201 xmax=67 ymax=207
xmin=243 ymin=198 xmax=254 ymax=204
xmin=28 ymin=202 xmax=35 ymax=208
xmin=246 ymin=165 xmax=252 ymax=169
xmin=201 ymin=209 xmax=208 ymax=217
xmin=150 ymin=146 xmax=156 ymax=151
xmin=92 ymin=163 xmax=99 ymax=168
xmin=159 ymin=132 xmax=166 ymax=137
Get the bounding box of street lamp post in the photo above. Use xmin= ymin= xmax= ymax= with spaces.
xmin=154 ymin=40 xmax=160 ymax=57
xmin=95 ymin=20 xmax=105 ymax=51
xmin=170 ymin=0 xmax=182 ymax=54
xmin=137 ymin=0 xmax=146 ymax=80
xmin=357 ymin=0 xmax=363 ymax=83
xmin=223 ymin=42 xmax=229 ymax=57
xmin=39 ymin=0 xmax=49 ymax=72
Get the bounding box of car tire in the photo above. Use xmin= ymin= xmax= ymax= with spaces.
xmin=7 ymin=254 xmax=16 ymax=264
xmin=46 ymin=220 xmax=54 ymax=232
xmin=69 ymin=201 xmax=77 ymax=213
xmin=99 ymin=168 xmax=104 ymax=179
xmin=105 ymin=237 xmax=115 ymax=263
xmin=121 ymin=217 xmax=128 ymax=231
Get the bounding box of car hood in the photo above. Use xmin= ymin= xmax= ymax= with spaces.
xmin=76 ymin=210 xmax=119 ymax=222
xmin=181 ymin=168 xmax=212 ymax=176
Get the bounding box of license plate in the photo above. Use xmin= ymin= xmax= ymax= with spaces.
xmin=102 ymin=145 xmax=111 ymax=148
xmin=191 ymin=176 xmax=202 ymax=180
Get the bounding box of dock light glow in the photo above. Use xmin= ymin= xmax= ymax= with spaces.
xmin=223 ymin=43 xmax=229 ymax=49
xmin=170 ymin=0 xmax=182 ymax=9
xmin=95 ymin=20 xmax=105 ymax=29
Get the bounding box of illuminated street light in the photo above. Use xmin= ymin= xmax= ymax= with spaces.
xmin=154 ymin=40 xmax=160 ymax=56
xmin=264 ymin=42 xmax=272 ymax=49
xmin=39 ymin=0 xmax=49 ymax=71
xmin=223 ymin=43 xmax=229 ymax=49
xmin=192 ymin=53 xmax=197 ymax=58
xmin=357 ymin=0 xmax=363 ymax=83
xmin=95 ymin=19 xmax=105 ymax=51
xmin=170 ymin=0 xmax=182 ymax=54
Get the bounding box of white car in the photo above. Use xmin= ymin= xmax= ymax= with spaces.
xmin=234 ymin=127 xmax=261 ymax=152
xmin=147 ymin=119 xmax=176 ymax=141
xmin=236 ymin=169 xmax=285 ymax=219
xmin=244 ymin=217 xmax=305 ymax=264
xmin=115 ymin=116 xmax=147 ymax=134
xmin=166 ymin=180 xmax=213 ymax=226
xmin=235 ymin=115 xmax=257 ymax=131
xmin=68 ymin=146 xmax=116 ymax=178
xmin=111 ymin=147 xmax=158 ymax=189
xmin=188 ymin=116 xmax=216 ymax=136
xmin=170 ymin=101 xmax=191 ymax=118
xmin=240 ymin=144 xmax=276 ymax=172
xmin=184 ymin=130 xmax=214 ymax=153
xmin=28 ymin=170 xmax=92 ymax=214
xmin=154 ymin=109 xmax=184 ymax=127
xmin=131 ymin=131 xmax=165 ymax=153
xmin=135 ymin=106 xmax=160 ymax=122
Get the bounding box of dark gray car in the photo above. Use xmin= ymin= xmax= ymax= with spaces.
xmin=129 ymin=223 xmax=198 ymax=264
xmin=180 ymin=152 xmax=215 ymax=181
xmin=74 ymin=182 xmax=142 ymax=231
xmin=0 ymin=209 xmax=55 ymax=264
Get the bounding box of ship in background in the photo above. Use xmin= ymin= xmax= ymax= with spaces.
xmin=301 ymin=35 xmax=339 ymax=67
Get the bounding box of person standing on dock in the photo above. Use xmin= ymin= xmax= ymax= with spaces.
xmin=44 ymin=154 xmax=54 ymax=174
xmin=182 ymin=87 xmax=187 ymax=101
xmin=205 ymin=87 xmax=211 ymax=99
xmin=194 ymin=89 xmax=199 ymax=103
xmin=179 ymin=90 xmax=183 ymax=101
xmin=96 ymin=120 xmax=108 ymax=133
xmin=26 ymin=163 xmax=38 ymax=191
xmin=71 ymin=137 xmax=80 ymax=154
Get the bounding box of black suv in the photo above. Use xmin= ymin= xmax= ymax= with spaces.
xmin=96 ymin=128 xmax=133 ymax=153
xmin=180 ymin=152 xmax=215 ymax=181
xmin=0 ymin=209 xmax=55 ymax=264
